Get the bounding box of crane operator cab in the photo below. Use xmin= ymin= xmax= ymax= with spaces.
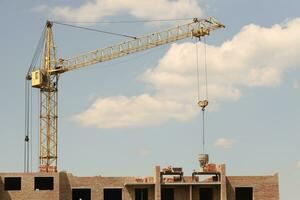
xmin=31 ymin=69 xmax=49 ymax=88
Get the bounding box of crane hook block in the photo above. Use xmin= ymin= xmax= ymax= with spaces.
xmin=198 ymin=100 xmax=209 ymax=110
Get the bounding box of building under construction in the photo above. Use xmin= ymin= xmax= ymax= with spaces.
xmin=0 ymin=162 xmax=279 ymax=200
xmin=0 ymin=18 xmax=280 ymax=200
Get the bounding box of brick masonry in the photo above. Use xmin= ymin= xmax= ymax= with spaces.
xmin=226 ymin=174 xmax=279 ymax=200
xmin=0 ymin=164 xmax=279 ymax=200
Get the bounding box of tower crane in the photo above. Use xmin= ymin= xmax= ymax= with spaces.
xmin=25 ymin=17 xmax=224 ymax=172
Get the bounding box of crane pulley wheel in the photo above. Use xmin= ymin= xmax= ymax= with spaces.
xmin=198 ymin=99 xmax=209 ymax=111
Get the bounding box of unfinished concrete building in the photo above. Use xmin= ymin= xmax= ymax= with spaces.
xmin=0 ymin=163 xmax=279 ymax=200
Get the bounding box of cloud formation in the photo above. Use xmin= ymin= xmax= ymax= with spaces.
xmin=138 ymin=148 xmax=152 ymax=157
xmin=69 ymin=18 xmax=300 ymax=128
xmin=293 ymin=80 xmax=299 ymax=89
xmin=73 ymin=94 xmax=197 ymax=128
xmin=34 ymin=0 xmax=203 ymax=21
xmin=214 ymin=138 xmax=236 ymax=149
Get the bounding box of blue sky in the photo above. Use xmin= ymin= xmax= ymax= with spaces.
xmin=0 ymin=0 xmax=299 ymax=199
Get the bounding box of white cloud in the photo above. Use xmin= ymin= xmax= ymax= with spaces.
xmin=297 ymin=161 xmax=300 ymax=168
xmin=72 ymin=94 xmax=197 ymax=128
xmin=293 ymin=80 xmax=299 ymax=89
xmin=31 ymin=5 xmax=48 ymax=13
xmin=34 ymin=0 xmax=203 ymax=21
xmin=72 ymin=18 xmax=300 ymax=128
xmin=138 ymin=148 xmax=152 ymax=157
xmin=214 ymin=138 xmax=236 ymax=149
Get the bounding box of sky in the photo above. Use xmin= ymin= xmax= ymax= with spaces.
xmin=0 ymin=0 xmax=299 ymax=199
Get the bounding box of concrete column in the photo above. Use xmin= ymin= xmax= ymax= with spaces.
xmin=154 ymin=166 xmax=161 ymax=200
xmin=218 ymin=164 xmax=227 ymax=200
xmin=189 ymin=185 xmax=193 ymax=200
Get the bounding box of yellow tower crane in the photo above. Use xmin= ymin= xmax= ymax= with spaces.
xmin=26 ymin=17 xmax=224 ymax=172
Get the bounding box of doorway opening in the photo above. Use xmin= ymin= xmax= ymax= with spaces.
xmin=135 ymin=188 xmax=148 ymax=200
xmin=161 ymin=188 xmax=174 ymax=200
xmin=199 ymin=188 xmax=213 ymax=200
xmin=235 ymin=187 xmax=253 ymax=200
xmin=104 ymin=188 xmax=122 ymax=200
xmin=72 ymin=188 xmax=91 ymax=200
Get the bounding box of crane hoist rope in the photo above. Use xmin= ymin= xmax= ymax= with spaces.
xmin=25 ymin=17 xmax=224 ymax=172
xmin=24 ymin=26 xmax=48 ymax=172
xmin=195 ymin=36 xmax=209 ymax=153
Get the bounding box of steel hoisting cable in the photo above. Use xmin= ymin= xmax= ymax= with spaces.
xmin=195 ymin=38 xmax=200 ymax=101
xmin=25 ymin=79 xmax=33 ymax=172
xmin=37 ymin=89 xmax=40 ymax=170
xmin=195 ymin=36 xmax=209 ymax=153
xmin=195 ymin=39 xmax=204 ymax=152
xmin=24 ymin=80 xmax=28 ymax=172
xmin=30 ymin=83 xmax=33 ymax=172
xmin=203 ymin=36 xmax=209 ymax=153
xmin=202 ymin=107 xmax=205 ymax=153
xmin=52 ymin=18 xmax=193 ymax=24
xmin=204 ymin=36 xmax=209 ymax=100
xmin=195 ymin=38 xmax=209 ymax=102
xmin=53 ymin=21 xmax=137 ymax=39
xmin=24 ymin=79 xmax=32 ymax=172
xmin=25 ymin=25 xmax=47 ymax=172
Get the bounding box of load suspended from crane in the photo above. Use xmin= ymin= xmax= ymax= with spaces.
xmin=25 ymin=17 xmax=224 ymax=172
